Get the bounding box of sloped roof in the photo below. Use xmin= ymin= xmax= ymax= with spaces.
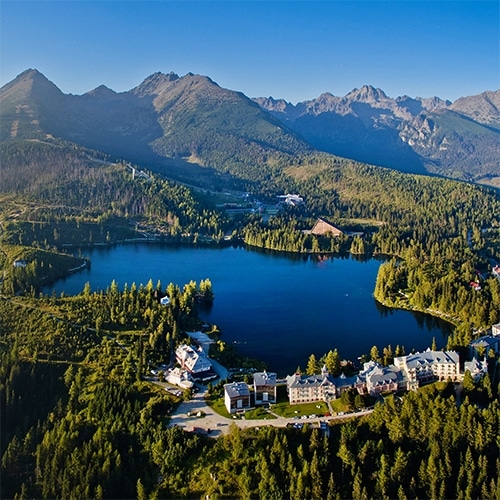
xmin=175 ymin=344 xmax=213 ymax=373
xmin=286 ymin=373 xmax=335 ymax=389
xmin=396 ymin=350 xmax=459 ymax=370
xmin=310 ymin=217 xmax=343 ymax=236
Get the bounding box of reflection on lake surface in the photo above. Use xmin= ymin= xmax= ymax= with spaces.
xmin=48 ymin=244 xmax=453 ymax=375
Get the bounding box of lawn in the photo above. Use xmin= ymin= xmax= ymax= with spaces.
xmin=329 ymin=399 xmax=351 ymax=414
xmin=243 ymin=407 xmax=277 ymax=420
xmin=206 ymin=395 xmax=277 ymax=420
xmin=205 ymin=394 xmax=232 ymax=418
xmin=272 ymin=400 xmax=329 ymax=418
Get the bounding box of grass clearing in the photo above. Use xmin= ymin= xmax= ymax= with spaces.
xmin=272 ymin=400 xmax=329 ymax=418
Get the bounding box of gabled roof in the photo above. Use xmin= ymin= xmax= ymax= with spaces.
xmin=310 ymin=217 xmax=343 ymax=236
xmin=286 ymin=373 xmax=335 ymax=389
xmin=464 ymin=358 xmax=487 ymax=374
xmin=470 ymin=335 xmax=499 ymax=348
xmin=175 ymin=344 xmax=213 ymax=373
xmin=395 ymin=350 xmax=459 ymax=370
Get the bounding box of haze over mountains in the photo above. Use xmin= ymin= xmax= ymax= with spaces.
xmin=255 ymin=86 xmax=500 ymax=180
xmin=1 ymin=69 xmax=499 ymax=185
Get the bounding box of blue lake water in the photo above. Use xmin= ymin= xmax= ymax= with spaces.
xmin=48 ymin=244 xmax=452 ymax=375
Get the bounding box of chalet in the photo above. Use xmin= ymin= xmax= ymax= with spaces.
xmin=165 ymin=367 xmax=194 ymax=390
xmin=175 ymin=344 xmax=217 ymax=382
xmin=224 ymin=381 xmax=251 ymax=414
xmin=286 ymin=367 xmax=336 ymax=405
xmin=253 ymin=371 xmax=277 ymax=405
xmin=309 ymin=218 xmax=343 ymax=237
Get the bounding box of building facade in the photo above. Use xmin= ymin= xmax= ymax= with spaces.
xmin=253 ymin=371 xmax=277 ymax=405
xmin=175 ymin=344 xmax=217 ymax=382
xmin=286 ymin=369 xmax=336 ymax=405
xmin=224 ymin=382 xmax=251 ymax=414
xmin=394 ymin=350 xmax=460 ymax=390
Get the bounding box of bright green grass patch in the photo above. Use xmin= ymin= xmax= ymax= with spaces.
xmin=205 ymin=396 xmax=232 ymax=418
xmin=329 ymin=399 xmax=351 ymax=414
xmin=272 ymin=400 xmax=329 ymax=418
xmin=243 ymin=407 xmax=277 ymax=420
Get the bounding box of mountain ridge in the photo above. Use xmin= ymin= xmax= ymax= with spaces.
xmin=1 ymin=69 xmax=499 ymax=184
xmin=254 ymin=86 xmax=499 ymax=180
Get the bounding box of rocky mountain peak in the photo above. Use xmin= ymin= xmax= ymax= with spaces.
xmin=132 ymin=71 xmax=179 ymax=97
xmin=346 ymin=85 xmax=388 ymax=103
xmin=84 ymin=84 xmax=118 ymax=99
xmin=0 ymin=68 xmax=64 ymax=109
xmin=449 ymin=90 xmax=500 ymax=129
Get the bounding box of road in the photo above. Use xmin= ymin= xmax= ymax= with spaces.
xmin=166 ymin=385 xmax=374 ymax=437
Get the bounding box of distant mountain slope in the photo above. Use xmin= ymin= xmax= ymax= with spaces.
xmin=449 ymin=90 xmax=500 ymax=130
xmin=1 ymin=69 xmax=498 ymax=185
xmin=255 ymin=86 xmax=500 ymax=181
xmin=0 ymin=69 xmax=310 ymax=189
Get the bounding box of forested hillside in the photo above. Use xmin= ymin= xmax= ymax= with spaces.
xmin=0 ymin=139 xmax=230 ymax=293
xmin=2 ymin=71 xmax=500 ymax=500
xmin=1 ymin=282 xmax=499 ymax=499
xmin=243 ymin=154 xmax=500 ymax=332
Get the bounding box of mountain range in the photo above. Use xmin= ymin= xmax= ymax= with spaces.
xmin=1 ymin=69 xmax=499 ymax=186
xmin=254 ymin=86 xmax=500 ymax=181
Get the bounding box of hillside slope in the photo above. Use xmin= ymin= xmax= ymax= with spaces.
xmin=0 ymin=69 xmax=310 ymax=189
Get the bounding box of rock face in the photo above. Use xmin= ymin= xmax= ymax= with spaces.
xmin=255 ymin=88 xmax=500 ymax=181
xmin=449 ymin=90 xmax=500 ymax=129
xmin=1 ymin=69 xmax=499 ymax=182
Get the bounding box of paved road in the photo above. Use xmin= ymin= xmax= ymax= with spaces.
xmin=166 ymin=386 xmax=374 ymax=437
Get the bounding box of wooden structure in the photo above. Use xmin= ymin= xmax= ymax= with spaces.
xmin=310 ymin=218 xmax=343 ymax=237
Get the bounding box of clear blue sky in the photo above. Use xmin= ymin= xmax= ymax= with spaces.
xmin=1 ymin=1 xmax=498 ymax=103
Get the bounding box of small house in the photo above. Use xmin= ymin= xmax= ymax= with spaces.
xmin=224 ymin=381 xmax=251 ymax=414
xmin=253 ymin=371 xmax=277 ymax=405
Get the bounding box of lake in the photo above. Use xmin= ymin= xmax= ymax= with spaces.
xmin=48 ymin=244 xmax=452 ymax=375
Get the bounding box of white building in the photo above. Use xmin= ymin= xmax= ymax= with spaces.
xmin=175 ymin=344 xmax=217 ymax=382
xmin=394 ymin=350 xmax=460 ymax=390
xmin=464 ymin=358 xmax=488 ymax=382
xmin=286 ymin=367 xmax=336 ymax=405
xmin=224 ymin=382 xmax=251 ymax=414
xmin=166 ymin=367 xmax=194 ymax=390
